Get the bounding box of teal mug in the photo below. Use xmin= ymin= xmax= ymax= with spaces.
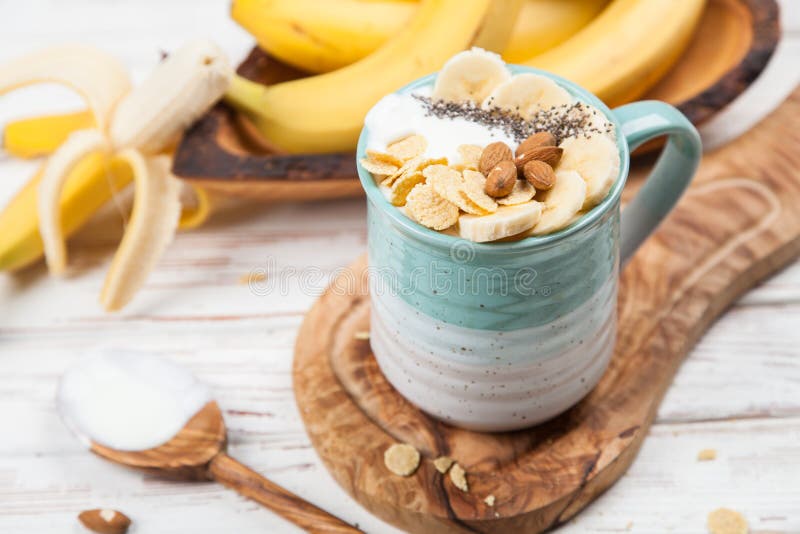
xmin=357 ymin=66 xmax=701 ymax=432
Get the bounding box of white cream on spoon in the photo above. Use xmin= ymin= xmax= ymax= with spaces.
xmin=57 ymin=350 xmax=211 ymax=451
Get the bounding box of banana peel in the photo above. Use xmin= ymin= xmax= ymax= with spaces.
xmin=3 ymin=110 xmax=95 ymax=158
xmin=100 ymin=151 xmax=181 ymax=311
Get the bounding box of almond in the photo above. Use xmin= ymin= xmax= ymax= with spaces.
xmin=523 ymin=160 xmax=556 ymax=190
xmin=484 ymin=160 xmax=517 ymax=198
xmin=515 ymin=131 xmax=555 ymax=157
xmin=78 ymin=509 xmax=131 ymax=534
xmin=515 ymin=146 xmax=563 ymax=172
xmin=478 ymin=141 xmax=513 ymax=176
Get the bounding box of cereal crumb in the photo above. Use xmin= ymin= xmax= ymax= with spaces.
xmin=433 ymin=456 xmax=454 ymax=474
xmin=384 ymin=444 xmax=420 ymax=476
xmin=484 ymin=494 xmax=495 ymax=507
xmin=697 ymin=449 xmax=717 ymax=461
xmin=449 ymin=463 xmax=468 ymax=492
xmin=707 ymin=508 xmax=748 ymax=534
xmin=354 ymin=331 xmax=370 ymax=340
xmin=239 ymin=271 xmax=266 ymax=285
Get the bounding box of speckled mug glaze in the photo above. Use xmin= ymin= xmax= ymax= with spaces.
xmin=357 ymin=66 xmax=701 ymax=431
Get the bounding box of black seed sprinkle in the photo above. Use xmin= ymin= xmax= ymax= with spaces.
xmin=412 ymin=95 xmax=613 ymax=144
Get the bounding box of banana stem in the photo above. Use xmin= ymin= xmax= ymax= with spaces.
xmin=224 ymin=74 xmax=266 ymax=116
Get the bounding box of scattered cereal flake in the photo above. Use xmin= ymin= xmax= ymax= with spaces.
xmin=384 ymin=443 xmax=420 ymax=477
xmin=406 ymin=183 xmax=459 ymax=230
xmin=461 ymin=170 xmax=498 ymax=213
xmin=433 ymin=456 xmax=454 ymax=474
xmin=366 ymin=149 xmax=403 ymax=167
xmin=390 ymin=171 xmax=426 ymax=206
xmin=238 ymin=271 xmax=267 ymax=285
xmin=484 ymin=495 xmax=495 ymax=507
xmin=449 ymin=463 xmax=468 ymax=492
xmin=354 ymin=331 xmax=370 ymax=340
xmin=360 ymin=158 xmax=398 ymax=177
xmin=707 ymin=508 xmax=748 ymax=534
xmin=387 ymin=134 xmax=427 ymax=161
xmin=457 ymin=144 xmax=483 ymax=170
xmin=497 ymin=180 xmax=536 ymax=205
xmin=697 ymin=449 xmax=717 ymax=461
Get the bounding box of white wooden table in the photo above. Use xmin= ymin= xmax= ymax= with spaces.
xmin=1 ymin=2 xmax=798 ymax=532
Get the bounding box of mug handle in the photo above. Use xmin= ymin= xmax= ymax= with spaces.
xmin=612 ymin=101 xmax=702 ymax=264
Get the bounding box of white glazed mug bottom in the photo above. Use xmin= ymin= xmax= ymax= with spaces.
xmin=369 ymin=275 xmax=617 ymax=432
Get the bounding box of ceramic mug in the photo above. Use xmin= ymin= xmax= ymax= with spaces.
xmin=356 ymin=66 xmax=701 ymax=432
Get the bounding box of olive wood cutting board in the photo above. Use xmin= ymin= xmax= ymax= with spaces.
xmin=291 ymin=86 xmax=800 ymax=533
xmin=172 ymin=0 xmax=779 ymax=202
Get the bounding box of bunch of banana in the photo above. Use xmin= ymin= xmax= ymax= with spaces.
xmin=230 ymin=0 xmax=608 ymax=73
xmin=0 ymin=40 xmax=231 ymax=310
xmin=225 ymin=0 xmax=524 ymax=153
xmin=226 ymin=0 xmax=704 ymax=152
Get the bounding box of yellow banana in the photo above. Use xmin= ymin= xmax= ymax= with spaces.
xmin=523 ymin=0 xmax=706 ymax=106
xmin=225 ymin=0 xmax=522 ymax=153
xmin=230 ymin=0 xmax=607 ymax=74
xmin=0 ymin=152 xmax=132 ymax=272
xmin=3 ymin=110 xmax=94 ymax=158
xmin=503 ymin=0 xmax=610 ymax=62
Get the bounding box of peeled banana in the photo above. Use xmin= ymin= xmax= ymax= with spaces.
xmin=0 ymin=40 xmax=231 ymax=311
xmin=225 ymin=0 xmax=523 ymax=153
xmin=523 ymin=0 xmax=706 ymax=106
xmin=230 ymin=0 xmax=608 ymax=73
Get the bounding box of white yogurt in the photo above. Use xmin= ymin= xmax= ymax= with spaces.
xmin=57 ymin=350 xmax=211 ymax=451
xmin=364 ymin=86 xmax=517 ymax=163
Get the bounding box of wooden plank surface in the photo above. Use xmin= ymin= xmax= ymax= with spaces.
xmin=0 ymin=1 xmax=798 ymax=533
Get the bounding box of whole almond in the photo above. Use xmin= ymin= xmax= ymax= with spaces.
xmin=523 ymin=160 xmax=556 ymax=190
xmin=515 ymin=131 xmax=555 ymax=158
xmin=514 ymin=146 xmax=563 ymax=172
xmin=478 ymin=141 xmax=513 ymax=176
xmin=78 ymin=509 xmax=131 ymax=534
xmin=484 ymin=160 xmax=517 ymax=197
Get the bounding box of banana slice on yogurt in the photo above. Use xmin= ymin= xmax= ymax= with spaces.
xmin=432 ymin=48 xmax=510 ymax=104
xmin=459 ymin=202 xmax=542 ymax=243
xmin=482 ymin=73 xmax=573 ymax=119
xmin=558 ymin=135 xmax=620 ymax=208
xmin=530 ymin=170 xmax=587 ymax=236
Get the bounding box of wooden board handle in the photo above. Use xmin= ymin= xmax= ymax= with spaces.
xmin=208 ymin=452 xmax=362 ymax=533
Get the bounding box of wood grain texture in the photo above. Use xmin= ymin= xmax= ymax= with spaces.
xmin=292 ymin=87 xmax=800 ymax=533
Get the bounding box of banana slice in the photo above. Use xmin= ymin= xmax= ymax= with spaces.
xmin=530 ymin=170 xmax=586 ymax=236
xmin=459 ymin=202 xmax=542 ymax=243
xmin=37 ymin=129 xmax=111 ymax=274
xmin=558 ymin=135 xmax=620 ymax=209
xmin=100 ymin=150 xmax=182 ymax=311
xmin=110 ymin=39 xmax=232 ymax=154
xmin=482 ymin=73 xmax=573 ymax=119
xmin=432 ymin=47 xmax=510 ymax=104
xmin=0 ymin=44 xmax=130 ymax=132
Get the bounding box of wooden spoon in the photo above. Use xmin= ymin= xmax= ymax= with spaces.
xmin=75 ymin=400 xmax=361 ymax=533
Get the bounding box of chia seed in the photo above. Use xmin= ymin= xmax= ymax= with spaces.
xmin=412 ymin=95 xmax=613 ymax=144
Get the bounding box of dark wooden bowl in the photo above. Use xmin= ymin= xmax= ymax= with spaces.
xmin=173 ymin=0 xmax=780 ymax=201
